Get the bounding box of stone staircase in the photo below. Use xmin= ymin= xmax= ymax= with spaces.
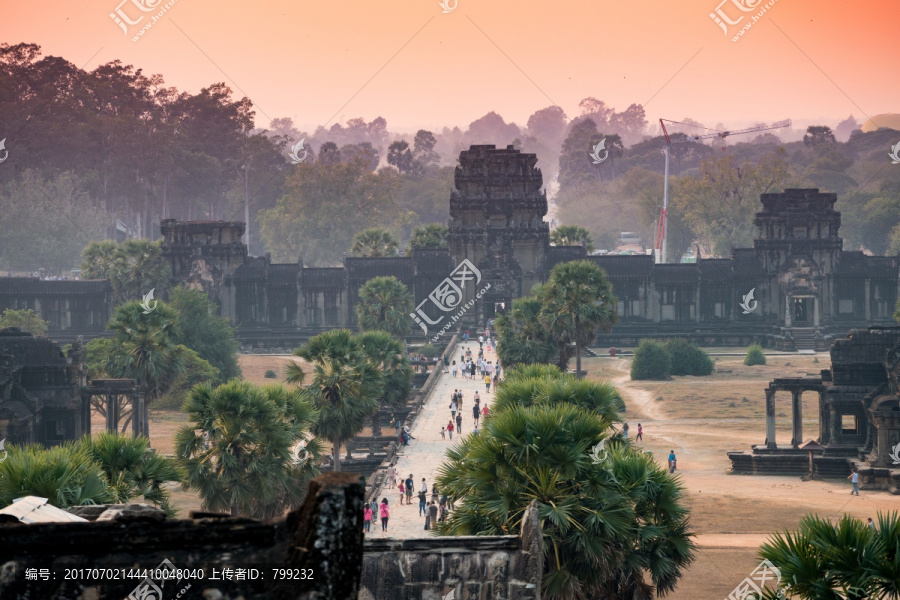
xmin=791 ymin=327 xmax=816 ymax=351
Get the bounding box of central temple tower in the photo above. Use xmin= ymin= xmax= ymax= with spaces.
xmin=448 ymin=145 xmax=550 ymax=325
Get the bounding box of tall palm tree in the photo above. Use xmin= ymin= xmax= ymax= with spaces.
xmin=540 ymin=260 xmax=618 ymax=378
xmin=436 ymin=402 xmax=695 ymax=599
xmin=356 ymin=330 xmax=413 ymax=435
xmin=175 ymin=380 xmax=321 ymax=518
xmin=355 ymin=276 xmax=413 ymax=337
xmin=350 ymin=228 xmax=400 ymax=257
xmin=492 ymin=373 xmax=624 ymax=421
xmin=95 ymin=301 xmax=188 ymax=435
xmin=494 ymin=294 xmax=560 ymax=369
xmin=758 ymin=512 xmax=900 ymax=600
xmin=286 ymin=330 xmax=383 ymax=471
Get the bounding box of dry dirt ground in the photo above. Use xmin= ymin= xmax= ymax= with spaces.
xmin=138 ymin=352 xmax=896 ymax=598
xmin=583 ymin=352 xmax=900 ymax=599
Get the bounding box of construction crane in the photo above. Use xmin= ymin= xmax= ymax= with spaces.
xmin=654 ymin=118 xmax=791 ymax=264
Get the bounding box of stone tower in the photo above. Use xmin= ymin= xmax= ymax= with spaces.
xmin=448 ymin=145 xmax=549 ymax=326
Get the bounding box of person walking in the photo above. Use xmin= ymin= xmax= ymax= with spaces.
xmin=431 ymin=484 xmax=439 ymax=504
xmin=456 ymin=413 xmax=463 ymax=435
xmin=450 ymin=399 xmax=457 ymax=420
xmin=405 ymin=474 xmax=414 ymax=505
xmin=867 ymin=517 xmax=876 ymax=529
xmin=363 ymin=504 xmax=372 ymax=532
xmin=472 ymin=425 xmax=479 ymax=435
xmin=426 ymin=500 xmax=438 ymax=530
xmin=668 ymin=450 xmax=677 ymax=474
xmin=482 ymin=404 xmax=489 ymax=419
xmin=387 ymin=464 xmax=397 ymax=489
xmin=473 ymin=403 xmax=480 ymax=426
xmin=464 ymin=330 xmax=469 ymax=342
xmin=848 ymin=468 xmax=860 ymax=495
xmin=470 ymin=361 xmax=477 ymax=378
xmin=485 ymin=373 xmax=492 ymax=393
xmin=447 ymin=420 xmax=455 ymax=439
xmin=418 ymin=488 xmax=427 ymax=516
xmin=380 ymin=498 xmax=390 ymax=532
xmin=452 ymin=361 xmax=458 ymax=378
xmin=441 ymin=426 xmax=446 ymax=440
xmin=636 ymin=423 xmax=643 ymax=442
xmin=398 ymin=479 xmax=405 ymax=504
xmin=623 ymin=422 xmax=629 ymax=440
xmin=370 ymin=499 xmax=379 ymax=529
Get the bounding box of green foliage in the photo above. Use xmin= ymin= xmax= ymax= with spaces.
xmin=494 ymin=294 xmax=560 ymax=369
xmin=493 ymin=372 xmax=624 ymax=417
xmin=550 ymin=225 xmax=594 ymax=252
xmin=744 ymin=343 xmax=767 ymax=366
xmin=264 ymin=369 xmax=277 ymax=378
xmin=80 ymin=239 xmax=172 ymax=306
xmin=286 ymin=329 xmax=384 ymax=471
xmin=175 ymin=380 xmax=322 ymax=518
xmin=258 ymin=160 xmax=401 ymax=266
xmin=539 ymin=261 xmax=618 ymax=374
xmin=436 ymin=402 xmax=695 ymax=599
xmin=0 ymin=443 xmax=116 ymax=509
xmin=356 ymin=330 xmax=413 ymax=412
xmin=0 ymin=308 xmax=48 ymax=336
xmin=630 ymin=339 xmax=672 ymax=380
xmin=759 ymin=512 xmax=900 ymax=600
xmin=415 ymin=343 xmax=440 ymax=358
xmin=350 ymin=227 xmax=400 ymax=257
xmin=80 ymin=432 xmax=182 ymax=514
xmin=0 ymin=170 xmax=109 ymax=272
xmin=503 ymin=362 xmax=567 ymax=382
xmin=168 ymin=286 xmax=240 ymax=382
xmin=405 ymin=223 xmax=448 ymax=255
xmin=355 ymin=276 xmax=413 ymax=337
xmin=665 ymin=338 xmax=714 ymax=376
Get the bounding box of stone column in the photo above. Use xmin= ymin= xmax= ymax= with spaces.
xmin=830 ymin=404 xmax=841 ymax=444
xmin=132 ymin=391 xmax=144 ymax=438
xmin=106 ymin=392 xmax=118 ymax=433
xmin=813 ymin=297 xmax=820 ymax=327
xmin=818 ymin=392 xmax=828 ymax=445
xmin=790 ymin=390 xmax=802 ymax=448
xmin=81 ymin=391 xmax=92 ymax=437
xmin=785 ymin=295 xmax=792 ymax=327
xmin=765 ymin=388 xmax=776 ymax=448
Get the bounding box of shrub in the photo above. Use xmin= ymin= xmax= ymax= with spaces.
xmin=630 ymin=340 xmax=671 ymax=380
xmin=664 ymin=339 xmax=714 ymax=376
xmin=264 ymin=369 xmax=277 ymax=379
xmin=744 ymin=344 xmax=766 ymax=366
xmin=416 ymin=343 xmax=441 ymax=358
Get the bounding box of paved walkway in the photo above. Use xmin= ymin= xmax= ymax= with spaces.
xmin=365 ymin=341 xmax=497 ymax=538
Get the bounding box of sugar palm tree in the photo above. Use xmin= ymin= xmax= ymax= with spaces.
xmin=492 ymin=373 xmax=624 ymax=420
xmin=436 ymin=402 xmax=695 ymax=599
xmin=550 ymin=225 xmax=595 ymax=253
xmin=405 ymin=223 xmax=448 ymax=255
xmin=758 ymin=512 xmax=900 ymax=600
xmin=80 ymin=432 xmax=182 ymax=514
xmin=0 ymin=443 xmax=116 ymax=509
xmin=175 ymin=380 xmax=321 ymax=518
xmin=355 ymin=276 xmax=413 ymax=337
xmin=356 ymin=330 xmax=413 ymax=435
xmin=494 ymin=294 xmax=560 ymax=368
xmin=286 ymin=330 xmax=383 ymax=471
xmin=540 ymin=260 xmax=618 ymax=377
xmin=350 ymin=227 xmax=400 ymax=257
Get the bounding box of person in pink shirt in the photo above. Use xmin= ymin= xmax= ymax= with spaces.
xmin=482 ymin=404 xmax=489 ymax=418
xmin=363 ymin=505 xmax=372 ymax=532
xmin=380 ymin=498 xmax=390 ymax=531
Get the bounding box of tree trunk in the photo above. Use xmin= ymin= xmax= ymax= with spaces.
xmin=332 ymin=437 xmax=342 ymax=472
xmin=576 ymin=345 xmax=582 ymax=379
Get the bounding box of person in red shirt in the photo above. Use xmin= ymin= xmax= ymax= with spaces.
xmin=447 ymin=419 xmax=455 ymax=439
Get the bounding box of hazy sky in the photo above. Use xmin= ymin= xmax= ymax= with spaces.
xmin=4 ymin=0 xmax=898 ymax=134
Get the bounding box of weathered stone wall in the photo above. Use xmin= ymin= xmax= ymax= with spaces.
xmin=0 ymin=472 xmax=366 ymax=600
xmin=359 ymin=501 xmax=543 ymax=600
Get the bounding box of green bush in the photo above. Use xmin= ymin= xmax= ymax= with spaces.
xmin=744 ymin=344 xmax=766 ymax=366
xmin=630 ymin=340 xmax=671 ymax=380
xmin=416 ymin=343 xmax=441 ymax=358
xmin=264 ymin=369 xmax=277 ymax=379
xmin=664 ymin=339 xmax=714 ymax=376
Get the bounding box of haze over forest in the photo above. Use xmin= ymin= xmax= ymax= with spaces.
xmin=1 ymin=0 xmax=899 ymax=271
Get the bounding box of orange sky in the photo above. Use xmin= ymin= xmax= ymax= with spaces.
xmin=3 ymin=0 xmax=898 ymax=134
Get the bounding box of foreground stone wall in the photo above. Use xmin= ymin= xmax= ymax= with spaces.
xmin=0 ymin=472 xmax=365 ymax=600
xmin=359 ymin=501 xmax=543 ymax=600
